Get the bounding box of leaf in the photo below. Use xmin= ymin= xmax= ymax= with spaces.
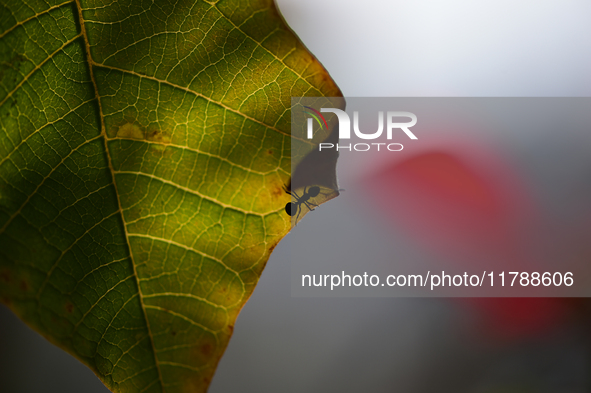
xmin=0 ymin=0 xmax=342 ymax=392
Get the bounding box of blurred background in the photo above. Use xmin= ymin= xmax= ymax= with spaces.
xmin=2 ymin=0 xmax=591 ymax=392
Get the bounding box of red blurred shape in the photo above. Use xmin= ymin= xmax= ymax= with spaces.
xmin=364 ymin=149 xmax=569 ymax=339
xmin=464 ymin=297 xmax=570 ymax=340
xmin=364 ymin=151 xmax=524 ymax=256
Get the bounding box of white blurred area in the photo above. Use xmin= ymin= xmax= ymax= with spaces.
xmin=277 ymin=0 xmax=591 ymax=97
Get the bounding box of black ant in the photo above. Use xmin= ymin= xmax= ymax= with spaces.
xmin=284 ymin=185 xmax=320 ymax=222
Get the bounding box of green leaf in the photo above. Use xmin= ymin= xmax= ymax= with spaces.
xmin=0 ymin=0 xmax=341 ymax=391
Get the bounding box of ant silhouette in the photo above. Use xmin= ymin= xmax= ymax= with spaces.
xmin=284 ymin=185 xmax=320 ymax=223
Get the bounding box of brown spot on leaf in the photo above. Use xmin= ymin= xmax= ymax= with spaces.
xmin=146 ymin=129 xmax=171 ymax=145
xmin=19 ymin=280 xmax=28 ymax=292
xmin=271 ymin=186 xmax=283 ymax=199
xmin=267 ymin=149 xmax=274 ymax=155
xmin=171 ymin=330 xmax=176 ymax=336
xmin=146 ymin=129 xmax=172 ymax=156
xmin=201 ymin=343 xmax=213 ymax=357
xmin=190 ymin=334 xmax=218 ymax=366
xmin=65 ymin=302 xmax=74 ymax=313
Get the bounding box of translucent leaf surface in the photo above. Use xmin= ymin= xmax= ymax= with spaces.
xmin=0 ymin=0 xmax=341 ymax=391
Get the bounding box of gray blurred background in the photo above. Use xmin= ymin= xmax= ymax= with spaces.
xmin=2 ymin=0 xmax=591 ymax=392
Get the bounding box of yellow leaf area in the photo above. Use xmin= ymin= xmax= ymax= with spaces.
xmin=0 ymin=0 xmax=341 ymax=392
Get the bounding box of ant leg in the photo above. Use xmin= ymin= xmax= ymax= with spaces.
xmin=294 ymin=204 xmax=302 ymax=225
xmin=291 ymin=189 xmax=302 ymax=202
xmin=303 ymin=201 xmax=318 ymax=211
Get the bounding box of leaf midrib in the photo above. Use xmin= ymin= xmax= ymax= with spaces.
xmin=73 ymin=0 xmax=166 ymax=389
xmin=69 ymin=1 xmax=313 ymax=390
